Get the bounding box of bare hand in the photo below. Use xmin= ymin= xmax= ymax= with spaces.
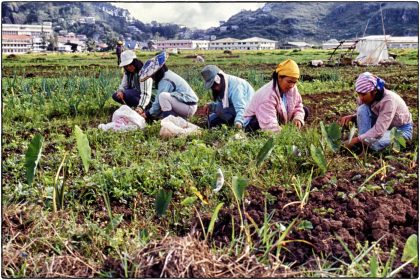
xmin=203 ymin=103 xmax=212 ymax=116
xmin=234 ymin=122 xmax=243 ymax=129
xmin=339 ymin=115 xmax=355 ymax=126
xmin=292 ymin=119 xmax=302 ymax=129
xmin=344 ymin=136 xmax=360 ymax=149
xmin=135 ymin=107 xmax=144 ymax=115
xmin=116 ymin=91 xmax=124 ymax=101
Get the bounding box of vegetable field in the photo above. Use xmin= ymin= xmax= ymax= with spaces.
xmin=2 ymin=49 xmax=418 ymax=277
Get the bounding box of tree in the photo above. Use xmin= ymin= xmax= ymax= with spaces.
xmin=86 ymin=38 xmax=96 ymax=52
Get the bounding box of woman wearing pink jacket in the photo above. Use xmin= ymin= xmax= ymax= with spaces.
xmin=243 ymin=59 xmax=309 ymax=132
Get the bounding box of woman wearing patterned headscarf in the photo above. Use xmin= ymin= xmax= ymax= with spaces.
xmin=243 ymin=59 xmax=309 ymax=132
xmin=339 ymin=72 xmax=413 ymax=151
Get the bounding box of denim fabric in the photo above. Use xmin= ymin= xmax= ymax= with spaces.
xmin=208 ymin=102 xmax=237 ymax=128
xmin=112 ymin=89 xmax=140 ymax=107
xmin=357 ymin=104 xmax=413 ymax=151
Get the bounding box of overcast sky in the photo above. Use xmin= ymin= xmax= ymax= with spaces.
xmin=112 ymin=2 xmax=265 ymax=29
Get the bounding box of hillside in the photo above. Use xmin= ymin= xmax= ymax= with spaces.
xmin=2 ymin=2 xmax=418 ymax=43
xmin=1 ymin=2 xmax=183 ymax=43
xmin=209 ymin=2 xmax=419 ymax=43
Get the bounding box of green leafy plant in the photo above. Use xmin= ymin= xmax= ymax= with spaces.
xmin=389 ymin=127 xmax=406 ymax=153
xmin=74 ymin=125 xmax=91 ymax=173
xmin=52 ymin=153 xmax=67 ymax=211
xmin=206 ymin=202 xmax=224 ymax=241
xmin=310 ymin=144 xmax=327 ymax=174
xmin=232 ymin=176 xmax=248 ymax=201
xmin=255 ymin=137 xmax=275 ymax=167
xmin=401 ymin=234 xmax=418 ymax=267
xmin=24 ymin=134 xmax=44 ymax=186
xmin=155 ymin=189 xmax=173 ymax=217
xmin=320 ymin=121 xmax=341 ymax=152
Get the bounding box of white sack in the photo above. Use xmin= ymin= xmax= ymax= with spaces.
xmin=98 ymin=105 xmax=146 ymax=132
xmin=159 ymin=115 xmax=200 ymax=138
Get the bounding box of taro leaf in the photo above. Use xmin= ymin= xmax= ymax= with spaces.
xmin=256 ymin=137 xmax=275 ymax=166
xmin=181 ymin=196 xmax=197 ymax=206
xmin=206 ymin=202 xmax=224 ymax=239
xmin=402 ymin=234 xmax=418 ymax=267
xmin=232 ymin=176 xmax=248 ymax=201
xmin=24 ymin=134 xmax=44 ymax=186
xmin=310 ymin=144 xmax=327 ymax=174
xmin=74 ymin=125 xmax=91 ymax=173
xmin=320 ymin=121 xmax=341 ymax=152
xmin=155 ymin=189 xmax=172 ymax=217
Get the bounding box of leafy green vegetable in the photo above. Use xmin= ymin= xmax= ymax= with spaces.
xmin=74 ymin=125 xmax=91 ymax=173
xmin=24 ymin=134 xmax=44 ymax=186
xmin=155 ymin=189 xmax=172 ymax=217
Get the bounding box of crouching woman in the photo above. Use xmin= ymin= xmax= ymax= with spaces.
xmin=340 ymin=72 xmax=413 ymax=151
xmin=243 ymin=59 xmax=309 ymax=132
xmin=139 ymin=52 xmax=199 ymax=120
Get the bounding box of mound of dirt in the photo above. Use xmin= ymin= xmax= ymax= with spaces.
xmin=202 ymin=170 xmax=418 ymax=277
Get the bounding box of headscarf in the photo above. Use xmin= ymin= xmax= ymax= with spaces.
xmin=355 ymin=72 xmax=385 ymax=93
xmin=275 ymin=59 xmax=300 ymax=79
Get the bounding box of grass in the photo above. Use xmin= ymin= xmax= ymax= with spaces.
xmin=2 ymin=48 xmax=418 ymax=277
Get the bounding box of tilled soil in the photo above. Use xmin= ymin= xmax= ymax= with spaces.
xmin=205 ymin=168 xmax=418 ymax=276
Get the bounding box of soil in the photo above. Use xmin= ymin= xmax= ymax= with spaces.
xmin=201 ymin=166 xmax=418 ymax=277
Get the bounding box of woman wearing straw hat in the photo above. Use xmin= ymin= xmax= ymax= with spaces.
xmin=112 ymin=50 xmax=153 ymax=113
xmin=339 ymin=72 xmax=413 ymax=151
xmin=243 ymin=59 xmax=309 ymax=133
xmin=139 ymin=52 xmax=199 ymax=120
xmin=116 ymin=40 xmax=124 ymax=66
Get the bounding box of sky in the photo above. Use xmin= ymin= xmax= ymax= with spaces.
xmin=112 ymin=2 xmax=266 ymax=29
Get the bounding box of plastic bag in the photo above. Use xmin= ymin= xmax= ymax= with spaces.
xmin=98 ymin=105 xmax=146 ymax=132
xmin=159 ymin=115 xmax=200 ymax=138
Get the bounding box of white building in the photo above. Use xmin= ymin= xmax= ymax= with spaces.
xmin=282 ymin=41 xmax=313 ymax=50
xmin=2 ymin=34 xmax=32 ymax=54
xmin=387 ymin=36 xmax=418 ymax=49
xmin=156 ymin=39 xmax=210 ymax=50
xmin=2 ymin=22 xmax=53 ymax=37
xmin=322 ymin=39 xmax=357 ymax=50
xmin=209 ymin=37 xmax=276 ymax=50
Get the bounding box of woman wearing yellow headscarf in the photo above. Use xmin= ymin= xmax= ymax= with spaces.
xmin=243 ymin=59 xmax=309 ymax=132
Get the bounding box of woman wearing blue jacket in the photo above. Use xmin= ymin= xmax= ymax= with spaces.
xmin=139 ymin=52 xmax=199 ymax=120
xmin=200 ymin=65 xmax=255 ymax=128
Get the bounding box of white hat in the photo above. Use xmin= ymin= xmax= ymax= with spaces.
xmin=119 ymin=50 xmax=136 ymax=67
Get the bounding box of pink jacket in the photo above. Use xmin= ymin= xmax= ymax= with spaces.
xmin=358 ymin=89 xmax=412 ymax=141
xmin=243 ymin=81 xmax=305 ymax=132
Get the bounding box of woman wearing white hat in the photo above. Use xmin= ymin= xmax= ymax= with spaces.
xmin=139 ymin=52 xmax=199 ymax=120
xmin=112 ymin=50 xmax=153 ymax=114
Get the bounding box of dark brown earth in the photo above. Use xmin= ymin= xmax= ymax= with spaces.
xmin=200 ymin=163 xmax=418 ymax=277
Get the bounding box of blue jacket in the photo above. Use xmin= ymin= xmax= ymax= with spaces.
xmin=149 ymin=70 xmax=198 ymax=117
xmin=211 ymin=74 xmax=255 ymax=125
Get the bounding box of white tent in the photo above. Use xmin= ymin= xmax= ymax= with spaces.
xmin=355 ymin=35 xmax=390 ymax=65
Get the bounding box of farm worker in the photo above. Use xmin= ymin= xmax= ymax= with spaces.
xmin=139 ymin=52 xmax=199 ymax=120
xmin=339 ymin=72 xmax=413 ymax=151
xmin=116 ymin=40 xmax=124 ymax=66
xmin=243 ymin=59 xmax=309 ymax=132
xmin=200 ymin=65 xmax=255 ymax=128
xmin=112 ymin=50 xmax=153 ymax=114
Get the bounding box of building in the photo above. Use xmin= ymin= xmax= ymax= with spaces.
xmin=322 ymin=39 xmax=357 ymax=50
xmin=2 ymin=22 xmax=53 ymax=37
xmin=156 ymin=39 xmax=210 ymax=50
xmin=282 ymin=41 xmax=313 ymax=50
xmin=2 ymin=34 xmax=32 ymax=54
xmin=208 ymin=37 xmax=276 ymax=50
xmin=387 ymin=36 xmax=418 ymax=49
